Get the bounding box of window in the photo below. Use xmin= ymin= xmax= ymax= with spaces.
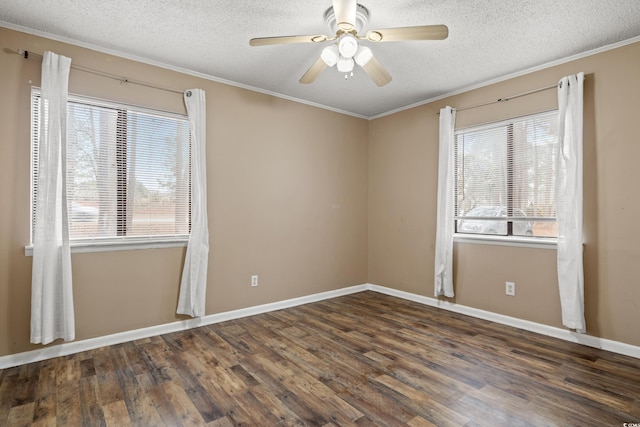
xmin=454 ymin=111 xmax=558 ymax=238
xmin=31 ymin=89 xmax=191 ymax=245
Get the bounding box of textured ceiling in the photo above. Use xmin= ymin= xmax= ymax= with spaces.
xmin=1 ymin=0 xmax=640 ymax=118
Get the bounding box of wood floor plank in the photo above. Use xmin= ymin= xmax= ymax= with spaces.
xmin=79 ymin=357 xmax=96 ymax=378
xmin=55 ymin=355 xmax=80 ymax=386
xmin=31 ymin=361 xmax=57 ymax=424
xmin=8 ymin=363 xmax=39 ymax=415
xmin=2 ymin=291 xmax=640 ymax=426
xmin=466 ymin=384 xmax=552 ymax=426
xmin=55 ymin=380 xmax=82 ymax=426
xmin=110 ymin=347 xmax=164 ymax=426
xmin=278 ymin=361 xmax=364 ymax=425
xmin=230 ymin=388 xmax=288 ymax=426
xmin=248 ymin=383 xmax=304 ymax=425
xmin=6 ymin=402 xmax=35 ymax=427
xmin=121 ymin=341 xmax=149 ymax=377
xmin=0 ymin=370 xmax=19 ymax=424
xmin=322 ymin=373 xmax=417 ymax=425
xmin=92 ymin=351 xmax=125 ymax=406
xmin=448 ymin=393 xmax=537 ymax=427
xmin=224 ymin=390 xmax=279 ymax=426
xmin=240 ymin=354 xmax=333 ymax=425
xmin=160 ymin=379 xmax=207 ymax=426
xmin=101 ymin=400 xmax=132 ymax=427
xmin=29 ymin=416 xmax=56 ymax=427
xmin=78 ymin=375 xmax=106 ymax=426
xmin=373 ymin=373 xmax=469 ymax=426
xmin=195 ymin=329 xmax=243 ymax=369
xmin=206 ymin=416 xmax=235 ymax=427
xmin=407 ymin=415 xmax=440 ymax=427
xmin=166 ymin=351 xmax=226 ymax=423
xmin=143 ymin=381 xmax=183 ymax=425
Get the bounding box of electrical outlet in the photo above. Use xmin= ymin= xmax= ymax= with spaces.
xmin=251 ymin=275 xmax=258 ymax=287
xmin=506 ymin=281 xmax=515 ymax=296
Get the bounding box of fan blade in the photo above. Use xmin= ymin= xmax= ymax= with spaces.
xmin=366 ymin=25 xmax=449 ymax=42
xmin=300 ymin=57 xmax=328 ymax=84
xmin=332 ymin=0 xmax=357 ymax=30
xmin=361 ymin=55 xmax=392 ymax=87
xmin=250 ymin=34 xmax=329 ymax=46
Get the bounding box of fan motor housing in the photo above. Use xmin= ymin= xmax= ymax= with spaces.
xmin=324 ymin=4 xmax=369 ymax=34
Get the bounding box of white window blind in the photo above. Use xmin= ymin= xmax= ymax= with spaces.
xmin=32 ymin=89 xmax=191 ymax=243
xmin=454 ymin=111 xmax=558 ymax=238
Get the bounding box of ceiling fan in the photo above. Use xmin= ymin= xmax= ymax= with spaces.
xmin=249 ymin=0 xmax=448 ymax=87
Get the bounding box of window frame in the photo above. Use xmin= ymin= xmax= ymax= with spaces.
xmin=453 ymin=110 xmax=559 ymax=246
xmin=26 ymin=88 xmax=191 ymax=255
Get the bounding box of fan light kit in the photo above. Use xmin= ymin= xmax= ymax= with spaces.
xmin=249 ymin=0 xmax=449 ymax=87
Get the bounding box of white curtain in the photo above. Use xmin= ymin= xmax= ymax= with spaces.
xmin=434 ymin=106 xmax=456 ymax=297
xmin=31 ymin=51 xmax=75 ymax=344
xmin=177 ymin=89 xmax=210 ymax=317
xmin=556 ymin=72 xmax=586 ymax=333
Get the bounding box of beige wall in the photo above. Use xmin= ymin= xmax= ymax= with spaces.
xmin=2 ymin=25 xmax=639 ymax=359
xmin=369 ymin=41 xmax=640 ymax=347
xmin=0 ymin=27 xmax=369 ymax=357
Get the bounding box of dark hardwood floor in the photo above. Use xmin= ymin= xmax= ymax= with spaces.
xmin=1 ymin=291 xmax=639 ymax=426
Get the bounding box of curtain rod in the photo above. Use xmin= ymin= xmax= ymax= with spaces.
xmin=438 ymin=78 xmax=584 ymax=114
xmin=10 ymin=48 xmax=184 ymax=95
xmin=456 ymin=84 xmax=557 ymax=112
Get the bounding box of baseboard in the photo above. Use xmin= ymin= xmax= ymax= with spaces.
xmin=0 ymin=284 xmax=368 ymax=369
xmin=3 ymin=282 xmax=638 ymax=369
xmin=367 ymin=284 xmax=640 ymax=360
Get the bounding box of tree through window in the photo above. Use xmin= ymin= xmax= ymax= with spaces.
xmin=454 ymin=111 xmax=558 ymax=238
xmin=32 ymin=90 xmax=191 ymax=242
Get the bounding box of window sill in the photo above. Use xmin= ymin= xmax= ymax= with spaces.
xmin=25 ymin=237 xmax=189 ymax=256
xmin=453 ymin=233 xmax=557 ymax=249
